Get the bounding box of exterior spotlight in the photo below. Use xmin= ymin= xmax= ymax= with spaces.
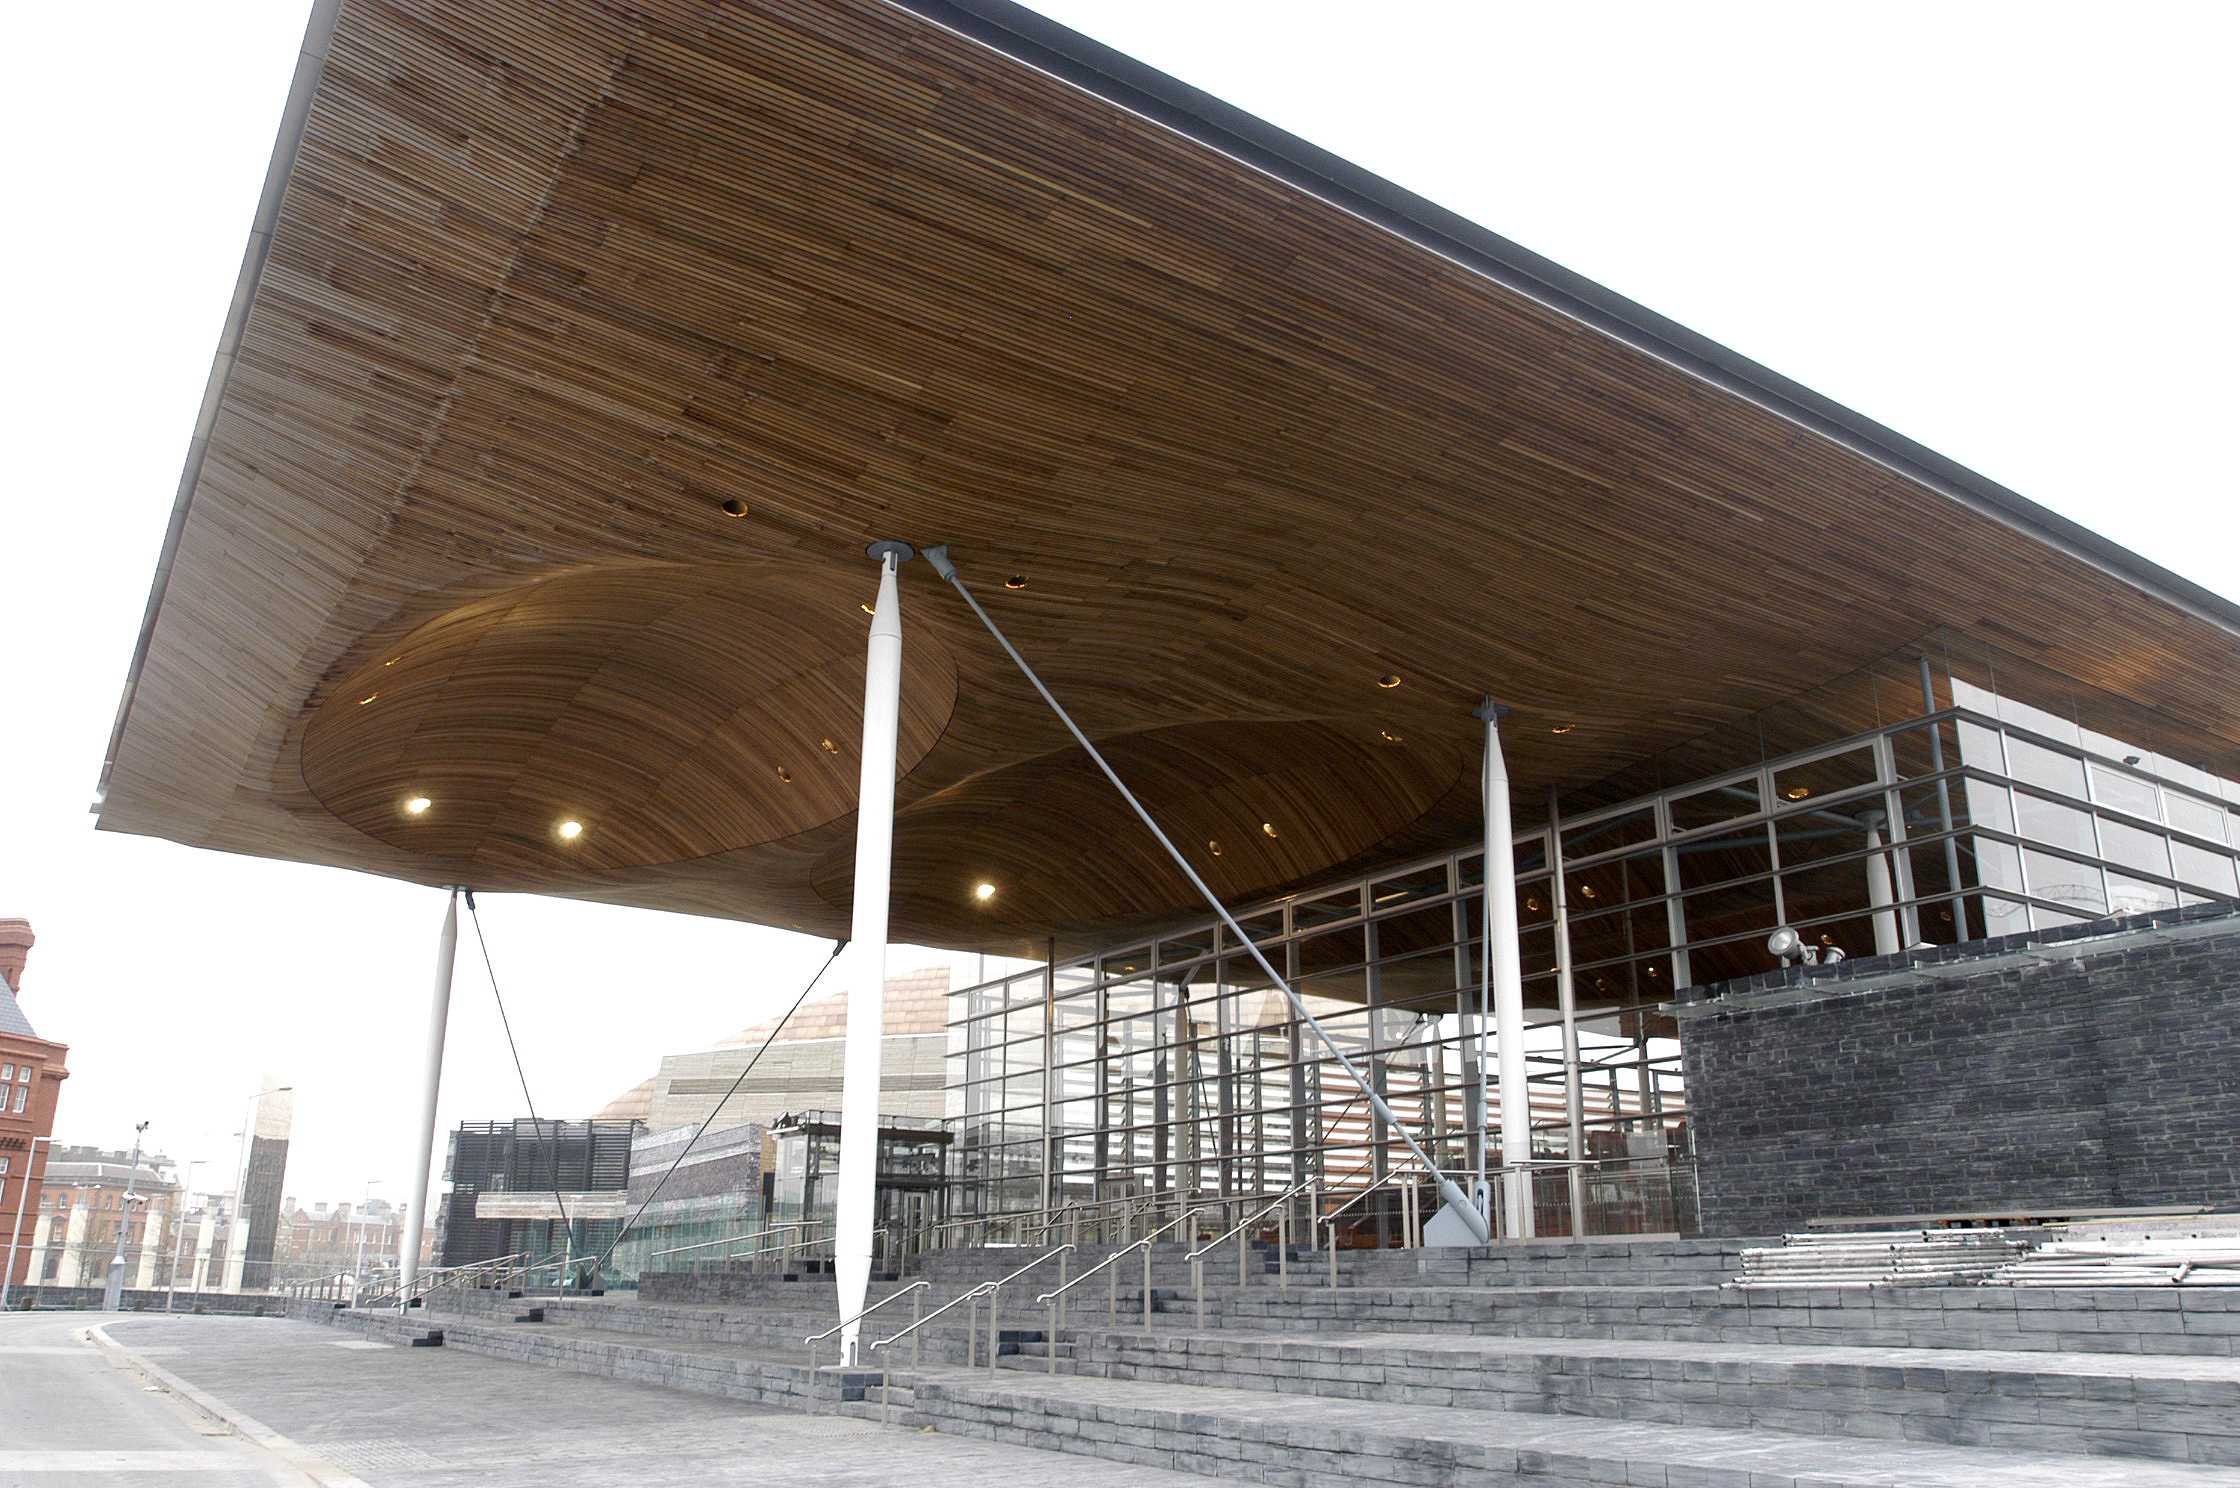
xmin=404 ymin=796 xmax=432 ymax=816
xmin=1375 ymin=674 xmax=1402 ymax=689
xmin=974 ymin=881 xmax=996 ymax=902
xmin=557 ymin=819 xmax=584 ymax=841
xmin=1767 ymin=926 xmax=1824 ymax=966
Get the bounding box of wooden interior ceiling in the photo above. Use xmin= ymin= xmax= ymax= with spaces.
xmin=96 ymin=0 xmax=2240 ymax=954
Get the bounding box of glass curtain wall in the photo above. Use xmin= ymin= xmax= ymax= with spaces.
xmin=944 ymin=633 xmax=2240 ymax=1239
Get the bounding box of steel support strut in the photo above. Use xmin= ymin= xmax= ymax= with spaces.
xmin=922 ymin=544 xmax=1489 ymax=1243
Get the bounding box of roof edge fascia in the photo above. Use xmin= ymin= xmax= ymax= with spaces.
xmin=898 ymin=0 xmax=2240 ymax=641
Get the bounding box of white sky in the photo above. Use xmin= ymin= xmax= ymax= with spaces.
xmin=2 ymin=3 xmax=2234 ymax=1225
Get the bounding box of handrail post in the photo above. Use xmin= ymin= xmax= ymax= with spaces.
xmin=1308 ymin=1184 xmax=1318 ymax=1253
xmin=912 ymin=1286 xmax=924 ymax=1367
xmin=804 ymin=1338 xmax=817 ymax=1415
xmin=1141 ymin=1244 xmax=1152 ymax=1329
xmin=1048 ymin=1296 xmax=1059 ymax=1372
xmin=1108 ymin=1257 xmax=1117 ymax=1324
xmin=1193 ymin=1257 xmax=1204 ymax=1330
xmin=1328 ymin=1227 xmax=1339 ymax=1289
xmin=1237 ymin=1224 xmax=1248 ymax=1287
xmin=987 ymin=1284 xmax=1000 ymax=1375
xmin=966 ymin=1292 xmax=979 ymax=1369
xmin=1278 ymin=1207 xmax=1289 ymax=1291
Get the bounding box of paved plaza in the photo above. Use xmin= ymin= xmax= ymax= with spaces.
xmin=0 ymin=1309 xmax=1227 ymax=1486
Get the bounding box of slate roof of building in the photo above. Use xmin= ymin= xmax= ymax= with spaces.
xmin=0 ymin=977 xmax=37 ymax=1038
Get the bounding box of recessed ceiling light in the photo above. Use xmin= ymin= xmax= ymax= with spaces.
xmin=719 ymin=498 xmax=749 ymax=518
xmin=383 ymin=657 xmax=398 ymax=668
xmin=776 ymin=767 xmax=792 ymax=784
xmin=1121 ymin=964 xmax=1137 ymax=974
xmin=403 ymin=796 xmax=432 ymax=816
xmin=1578 ymin=883 xmax=1598 ymax=900
xmin=1375 ymin=674 xmax=1402 ymax=689
xmin=974 ymin=881 xmax=996 ymax=902
xmin=1378 ymin=728 xmax=1404 ymax=744
xmin=1207 ymin=839 xmax=1222 ymax=857
xmin=1784 ymin=786 xmax=1811 ymax=800
xmin=1525 ymin=896 xmax=1542 ymax=912
xmin=1551 ymin=724 xmax=1576 ymax=735
xmin=1003 ymin=575 xmax=1027 ymax=590
xmin=1261 ymin=822 xmax=1279 ymax=839
xmin=819 ymin=737 xmax=840 ymax=754
xmin=358 ymin=693 xmax=379 ymax=705
xmin=1645 ymin=964 xmax=1660 ymax=977
xmin=557 ymin=819 xmax=584 ymax=841
xmin=860 ymin=602 xmax=875 ymax=616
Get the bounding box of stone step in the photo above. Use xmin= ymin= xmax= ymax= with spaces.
xmin=1070 ymin=1326 xmax=2240 ymax=1465
xmin=1163 ymin=1280 xmax=2240 ymax=1356
xmin=907 ymin=1369 xmax=2240 ymax=1487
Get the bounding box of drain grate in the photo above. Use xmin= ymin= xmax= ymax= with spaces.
xmin=311 ymin=1438 xmax=446 ymax=1472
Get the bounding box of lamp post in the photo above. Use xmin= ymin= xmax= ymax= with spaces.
xmin=2 ymin=1134 xmax=55 ymax=1311
xmin=226 ymin=1085 xmax=291 ymax=1292
xmin=101 ymin=1122 xmax=151 ymax=1311
xmin=352 ymin=1179 xmax=382 ymax=1301
xmin=165 ymin=1159 xmax=206 ymax=1313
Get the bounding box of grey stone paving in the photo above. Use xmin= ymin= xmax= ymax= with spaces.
xmin=0 ymin=1312 xmax=295 ymax=1484
xmin=101 ymin=1314 xmax=1232 ymax=1487
xmin=916 ymin=1367 xmax=2240 ymax=1486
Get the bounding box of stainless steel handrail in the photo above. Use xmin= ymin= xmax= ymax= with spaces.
xmin=801 ymin=1279 xmax=933 ymax=1416
xmin=866 ymin=1244 xmax=1075 ymax=1386
xmin=1035 ymin=1207 xmax=1199 ymax=1307
xmin=1186 ymin=1182 xmax=1307 ymax=1264
xmin=649 ymin=1221 xmax=819 ymax=1262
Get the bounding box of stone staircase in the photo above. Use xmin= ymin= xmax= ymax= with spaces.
xmin=293 ymin=1235 xmax=2240 ymax=1484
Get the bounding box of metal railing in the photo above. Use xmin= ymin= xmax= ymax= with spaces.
xmin=802 ymin=1278 xmax=931 ymax=1414
xmin=647 ymin=1221 xmax=822 ymax=1276
xmin=1033 ymin=1208 xmax=1200 ymax=1368
xmin=355 ymin=1250 xmax=538 ymax=1311
xmin=867 ymin=1246 xmax=1074 ymax=1409
xmin=1187 ymin=1182 xmax=1316 ymax=1327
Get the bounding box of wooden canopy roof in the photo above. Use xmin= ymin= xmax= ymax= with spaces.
xmin=97 ymin=0 xmax=2240 ymax=953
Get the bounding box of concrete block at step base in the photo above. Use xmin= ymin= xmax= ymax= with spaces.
xmin=409 ymin=1330 xmax=444 ymax=1348
xmin=514 ymin=1307 xmax=546 ymax=1323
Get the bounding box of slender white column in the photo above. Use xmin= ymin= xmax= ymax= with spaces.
xmin=24 ymin=1212 xmax=54 ymax=1293
xmin=399 ymin=889 xmax=460 ymax=1300
xmin=192 ymin=1208 xmax=215 ymax=1292
xmin=222 ymin=1210 xmax=249 ymax=1293
xmin=1863 ymin=811 xmax=1902 ymax=956
xmin=56 ymin=1205 xmax=89 ymax=1287
xmin=135 ymin=1211 xmax=164 ymax=1290
xmin=1476 ymin=700 xmax=1534 ymax=1240
xmin=838 ymin=544 xmax=907 ymax=1364
xmin=1547 ymin=787 xmax=1588 ymax=1238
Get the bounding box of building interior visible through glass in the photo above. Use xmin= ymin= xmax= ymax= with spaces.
xmin=938 ymin=630 xmax=2240 ymax=1238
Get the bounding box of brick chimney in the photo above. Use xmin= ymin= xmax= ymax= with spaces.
xmin=0 ymin=918 xmax=32 ymax=994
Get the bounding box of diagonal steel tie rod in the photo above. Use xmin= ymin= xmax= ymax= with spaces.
xmin=923 ymin=544 xmax=1490 ymax=1244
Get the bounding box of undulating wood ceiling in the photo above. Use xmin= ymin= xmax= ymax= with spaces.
xmin=96 ymin=0 xmax=2239 ymax=952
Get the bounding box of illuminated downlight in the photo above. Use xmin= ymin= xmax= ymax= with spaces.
xmin=1375 ymin=674 xmax=1402 ymax=689
xmin=974 ymin=881 xmax=997 ymax=902
xmin=403 ymin=796 xmax=432 ymax=816
xmin=557 ymin=819 xmax=584 ymax=842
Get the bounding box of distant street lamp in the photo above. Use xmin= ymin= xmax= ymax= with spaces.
xmin=2 ymin=1134 xmax=56 ymax=1311
xmin=102 ymin=1121 xmax=151 ymax=1311
xmin=165 ymin=1159 xmax=206 ymax=1313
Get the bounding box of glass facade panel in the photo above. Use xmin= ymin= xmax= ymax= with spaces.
xmin=941 ymin=634 xmax=2240 ymax=1236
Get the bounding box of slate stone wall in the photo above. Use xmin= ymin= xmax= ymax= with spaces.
xmin=1675 ymin=905 xmax=2240 ymax=1235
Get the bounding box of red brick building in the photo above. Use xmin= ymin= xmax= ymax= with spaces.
xmin=1 ymin=919 xmax=70 ymax=1293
